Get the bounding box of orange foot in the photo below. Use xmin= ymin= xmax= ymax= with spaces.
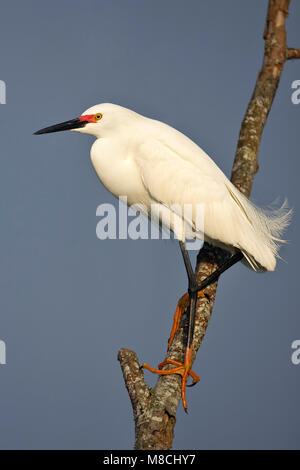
xmin=142 ymin=346 xmax=199 ymax=413
xmin=168 ymin=290 xmax=206 ymax=349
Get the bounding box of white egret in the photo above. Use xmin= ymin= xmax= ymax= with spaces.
xmin=34 ymin=103 xmax=290 ymax=411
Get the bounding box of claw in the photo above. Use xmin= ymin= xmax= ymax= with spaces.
xmin=187 ymin=381 xmax=198 ymax=388
xmin=142 ymin=345 xmax=199 ymax=412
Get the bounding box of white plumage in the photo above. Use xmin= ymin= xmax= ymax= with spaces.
xmin=37 ymin=103 xmax=292 ymax=271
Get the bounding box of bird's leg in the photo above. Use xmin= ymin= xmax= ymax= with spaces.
xmin=142 ymin=245 xmax=244 ymax=412
xmin=142 ymin=241 xmax=200 ymax=413
xmin=194 ymin=250 xmax=244 ymax=293
xmin=168 ymin=249 xmax=244 ymax=348
xmin=168 ymin=291 xmax=206 ymax=348
xmin=177 ymin=241 xmax=200 ymax=411
xmin=166 ymin=241 xmax=204 ymax=352
xmin=168 ymin=290 xmax=205 ymax=349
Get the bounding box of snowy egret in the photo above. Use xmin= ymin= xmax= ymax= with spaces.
xmin=34 ymin=103 xmax=290 ymax=411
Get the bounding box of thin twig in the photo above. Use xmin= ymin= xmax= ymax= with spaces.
xmin=287 ymin=47 xmax=300 ymax=59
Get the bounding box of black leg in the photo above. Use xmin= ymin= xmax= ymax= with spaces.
xmin=194 ymin=251 xmax=243 ymax=293
xmin=179 ymin=241 xmax=199 ymax=350
xmin=179 ymin=242 xmax=244 ymax=350
xmin=142 ymin=243 xmax=244 ymax=413
xmin=179 ymin=241 xmax=197 ymax=289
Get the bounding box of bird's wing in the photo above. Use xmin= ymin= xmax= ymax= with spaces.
xmin=137 ymin=137 xmax=229 ymax=203
xmin=135 ymin=135 xmax=288 ymax=272
xmin=135 ymin=137 xmax=234 ymax=241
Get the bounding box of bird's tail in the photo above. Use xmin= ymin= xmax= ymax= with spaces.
xmin=226 ymin=183 xmax=292 ymax=272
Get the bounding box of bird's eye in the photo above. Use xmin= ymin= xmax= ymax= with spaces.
xmin=94 ymin=113 xmax=103 ymax=121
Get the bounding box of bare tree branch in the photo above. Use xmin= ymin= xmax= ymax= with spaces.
xmin=118 ymin=0 xmax=295 ymax=450
xmin=232 ymin=0 xmax=290 ymax=197
xmin=118 ymin=349 xmax=151 ymax=419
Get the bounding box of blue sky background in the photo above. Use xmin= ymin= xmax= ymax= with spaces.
xmin=0 ymin=0 xmax=299 ymax=449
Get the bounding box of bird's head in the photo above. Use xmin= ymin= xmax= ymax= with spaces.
xmin=34 ymin=103 xmax=137 ymax=138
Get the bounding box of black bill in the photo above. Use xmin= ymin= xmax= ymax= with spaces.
xmin=34 ymin=118 xmax=88 ymax=135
